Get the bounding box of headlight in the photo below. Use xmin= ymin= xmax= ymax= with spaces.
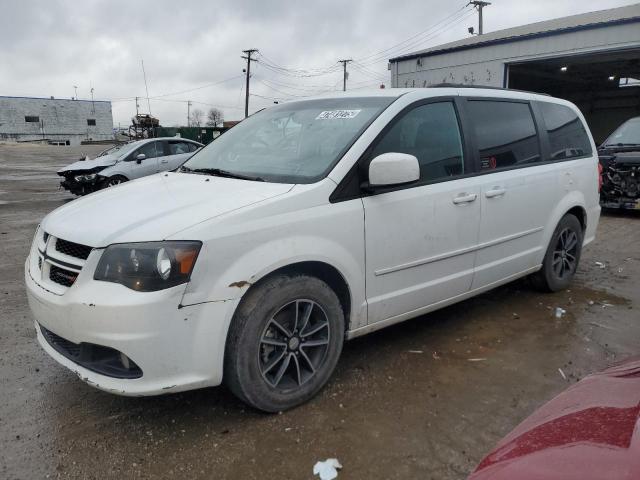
xmin=94 ymin=241 xmax=201 ymax=291
xmin=74 ymin=173 xmax=97 ymax=182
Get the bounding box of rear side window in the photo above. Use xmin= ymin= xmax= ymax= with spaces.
xmin=467 ymin=100 xmax=541 ymax=170
xmin=168 ymin=141 xmax=192 ymax=155
xmin=539 ymin=102 xmax=592 ymax=159
xmin=369 ymin=101 xmax=464 ymax=183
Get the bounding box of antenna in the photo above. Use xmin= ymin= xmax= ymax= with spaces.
xmin=90 ymin=82 xmax=95 ymax=113
xmin=141 ymin=59 xmax=152 ymax=115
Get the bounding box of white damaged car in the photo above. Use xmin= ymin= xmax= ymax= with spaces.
xmin=27 ymin=88 xmax=600 ymax=411
xmin=58 ymin=137 xmax=203 ymax=195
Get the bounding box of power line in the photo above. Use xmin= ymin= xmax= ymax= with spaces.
xmin=353 ymin=4 xmax=471 ymax=65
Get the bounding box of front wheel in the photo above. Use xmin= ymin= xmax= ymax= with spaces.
xmin=531 ymin=213 xmax=583 ymax=292
xmin=224 ymin=274 xmax=344 ymax=412
xmin=103 ymin=175 xmax=128 ymax=188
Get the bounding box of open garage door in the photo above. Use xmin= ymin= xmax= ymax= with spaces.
xmin=507 ymin=49 xmax=640 ymax=145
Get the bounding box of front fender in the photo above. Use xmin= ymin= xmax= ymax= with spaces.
xmin=179 ymin=198 xmax=367 ymax=330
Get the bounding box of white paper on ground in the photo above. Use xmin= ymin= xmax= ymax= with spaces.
xmin=313 ymin=458 xmax=343 ymax=480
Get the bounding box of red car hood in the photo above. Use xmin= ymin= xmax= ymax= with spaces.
xmin=469 ymin=358 xmax=640 ymax=480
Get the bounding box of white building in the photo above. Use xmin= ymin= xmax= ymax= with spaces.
xmin=389 ymin=4 xmax=640 ymax=143
xmin=0 ymin=96 xmax=114 ymax=146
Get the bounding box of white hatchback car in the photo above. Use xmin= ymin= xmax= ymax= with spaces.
xmin=26 ymin=87 xmax=600 ymax=411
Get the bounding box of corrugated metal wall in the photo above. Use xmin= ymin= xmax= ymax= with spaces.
xmin=0 ymin=97 xmax=114 ymax=146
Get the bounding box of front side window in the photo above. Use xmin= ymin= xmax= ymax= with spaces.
xmin=467 ymin=100 xmax=540 ymax=170
xmin=182 ymin=97 xmax=395 ymax=183
xmin=135 ymin=141 xmax=160 ymax=159
xmin=539 ymin=102 xmax=592 ymax=159
xmin=369 ymin=101 xmax=464 ymax=182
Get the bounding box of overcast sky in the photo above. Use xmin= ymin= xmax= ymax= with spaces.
xmin=1 ymin=0 xmax=636 ymax=127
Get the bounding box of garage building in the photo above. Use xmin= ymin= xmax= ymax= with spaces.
xmin=0 ymin=96 xmax=114 ymax=146
xmin=389 ymin=4 xmax=640 ymax=144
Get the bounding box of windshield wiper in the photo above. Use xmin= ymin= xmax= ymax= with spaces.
xmin=188 ymin=167 xmax=265 ymax=182
xmin=604 ymin=143 xmax=640 ymax=147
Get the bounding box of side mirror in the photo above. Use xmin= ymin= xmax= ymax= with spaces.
xmin=368 ymin=152 xmax=420 ymax=188
xmin=135 ymin=153 xmax=146 ymax=164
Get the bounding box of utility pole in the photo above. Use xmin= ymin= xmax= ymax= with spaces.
xmin=468 ymin=1 xmax=491 ymax=35
xmin=338 ymin=59 xmax=353 ymax=91
xmin=135 ymin=96 xmax=140 ymax=116
xmin=241 ymin=49 xmax=258 ymax=118
xmin=187 ymin=101 xmax=192 ymax=127
xmin=73 ymin=85 xmax=78 ymax=100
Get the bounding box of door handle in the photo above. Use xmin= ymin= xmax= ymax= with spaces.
xmin=485 ymin=187 xmax=506 ymax=198
xmin=161 ymin=159 xmax=168 ymax=163
xmin=452 ymin=193 xmax=478 ymax=204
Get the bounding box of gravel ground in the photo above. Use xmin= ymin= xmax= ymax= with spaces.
xmin=1 ymin=143 xmax=639 ymax=479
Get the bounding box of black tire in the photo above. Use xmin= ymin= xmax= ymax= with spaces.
xmin=103 ymin=175 xmax=128 ymax=188
xmin=224 ymin=274 xmax=345 ymax=412
xmin=531 ymin=214 xmax=583 ymax=292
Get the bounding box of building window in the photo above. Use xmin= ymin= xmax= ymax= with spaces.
xmin=87 ymin=119 xmax=96 ymax=126
xmin=25 ymin=116 xmax=40 ymax=123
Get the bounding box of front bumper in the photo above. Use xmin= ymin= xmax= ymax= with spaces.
xmin=25 ymin=256 xmax=238 ymax=396
xmin=59 ymin=177 xmax=102 ymax=196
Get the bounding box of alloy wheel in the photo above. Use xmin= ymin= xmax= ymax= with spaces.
xmin=552 ymin=227 xmax=579 ymax=279
xmin=258 ymin=299 xmax=330 ymax=390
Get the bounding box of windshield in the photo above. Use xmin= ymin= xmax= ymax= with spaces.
xmin=604 ymin=117 xmax=640 ymax=146
xmin=182 ymin=97 xmax=395 ymax=183
xmin=97 ymin=143 xmax=128 ymax=157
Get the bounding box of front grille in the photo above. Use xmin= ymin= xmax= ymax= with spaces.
xmin=55 ymin=238 xmax=92 ymax=260
xmin=40 ymin=325 xmax=81 ymax=357
xmin=49 ymin=264 xmax=78 ymax=287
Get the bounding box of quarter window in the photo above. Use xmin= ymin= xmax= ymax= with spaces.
xmin=369 ymin=101 xmax=464 ymax=183
xmin=467 ymin=101 xmax=541 ymax=170
xmin=539 ymin=102 xmax=592 ymax=159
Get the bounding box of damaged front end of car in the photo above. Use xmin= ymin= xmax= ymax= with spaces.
xmin=58 ymin=166 xmax=108 ymax=196
xmin=599 ymin=149 xmax=640 ymax=209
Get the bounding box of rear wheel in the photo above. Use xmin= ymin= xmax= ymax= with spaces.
xmin=224 ymin=274 xmax=344 ymax=412
xmin=531 ymin=214 xmax=583 ymax=292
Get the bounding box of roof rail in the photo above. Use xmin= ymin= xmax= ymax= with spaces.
xmin=427 ymin=83 xmax=551 ymax=96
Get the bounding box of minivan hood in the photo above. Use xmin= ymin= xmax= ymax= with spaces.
xmin=58 ymin=154 xmax=120 ymax=173
xmin=41 ymin=172 xmax=294 ymax=246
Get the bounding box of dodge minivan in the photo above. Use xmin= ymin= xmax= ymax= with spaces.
xmin=26 ymin=87 xmax=600 ymax=411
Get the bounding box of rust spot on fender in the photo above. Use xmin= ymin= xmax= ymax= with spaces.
xmin=228 ymin=280 xmax=251 ymax=288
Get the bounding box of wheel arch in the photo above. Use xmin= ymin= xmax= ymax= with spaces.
xmin=566 ymin=205 xmax=587 ymax=233
xmin=240 ymin=260 xmax=353 ymax=332
xmin=538 ymin=192 xmax=588 ymax=265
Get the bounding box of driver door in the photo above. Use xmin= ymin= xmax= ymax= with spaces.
xmin=126 ymin=141 xmax=161 ymax=179
xmin=362 ymin=100 xmax=482 ymax=325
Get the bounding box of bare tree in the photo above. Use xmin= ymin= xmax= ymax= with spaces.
xmin=189 ymin=108 xmax=204 ymax=127
xmin=206 ymin=108 xmax=224 ymax=127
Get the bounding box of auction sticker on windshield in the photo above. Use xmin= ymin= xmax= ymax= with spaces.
xmin=316 ymin=110 xmax=361 ymax=120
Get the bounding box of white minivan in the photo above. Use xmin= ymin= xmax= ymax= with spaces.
xmin=26 ymin=87 xmax=600 ymax=411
